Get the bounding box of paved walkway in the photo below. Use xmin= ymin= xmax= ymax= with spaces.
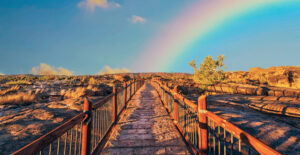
xmin=102 ymin=83 xmax=190 ymax=154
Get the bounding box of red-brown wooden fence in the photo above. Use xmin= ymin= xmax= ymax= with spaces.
xmin=10 ymin=79 xmax=282 ymax=155
xmin=11 ymin=80 xmax=145 ymax=155
xmin=151 ymin=79 xmax=281 ymax=155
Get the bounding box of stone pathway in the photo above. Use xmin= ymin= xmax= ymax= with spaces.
xmin=102 ymin=83 xmax=190 ymax=155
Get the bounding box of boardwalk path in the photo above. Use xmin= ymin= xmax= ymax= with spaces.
xmin=102 ymin=83 xmax=190 ymax=154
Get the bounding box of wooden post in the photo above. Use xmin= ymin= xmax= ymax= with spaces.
xmin=123 ymin=83 xmax=127 ymax=108
xmin=138 ymin=79 xmax=140 ymax=89
xmin=198 ymin=95 xmax=208 ymax=155
xmin=173 ymin=86 xmax=178 ymax=123
xmin=160 ymin=82 xmax=163 ymax=99
xmin=81 ymin=98 xmax=92 ymax=155
xmin=133 ymin=79 xmax=136 ymax=94
xmin=113 ymin=85 xmax=117 ymax=123
xmin=129 ymin=81 xmax=132 ymax=99
xmin=164 ymin=85 xmax=168 ymax=106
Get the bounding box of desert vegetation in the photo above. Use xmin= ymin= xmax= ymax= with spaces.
xmin=0 ymin=66 xmax=299 ymax=154
xmin=189 ymin=55 xmax=225 ymax=85
xmin=0 ymin=92 xmax=35 ymax=106
xmin=150 ymin=67 xmax=300 ymax=154
xmin=0 ymin=73 xmax=138 ymax=154
xmin=0 ymin=85 xmax=21 ymax=96
xmin=0 ymin=73 xmax=135 ymax=109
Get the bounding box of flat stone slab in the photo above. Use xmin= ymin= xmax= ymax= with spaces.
xmin=207 ymin=94 xmax=300 ymax=154
xmin=102 ymin=83 xmax=190 ymax=155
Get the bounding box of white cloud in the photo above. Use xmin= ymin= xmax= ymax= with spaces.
xmin=130 ymin=15 xmax=146 ymax=24
xmin=78 ymin=0 xmax=120 ymax=12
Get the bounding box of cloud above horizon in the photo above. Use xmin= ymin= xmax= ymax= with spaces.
xmin=78 ymin=0 xmax=120 ymax=12
xmin=31 ymin=63 xmax=74 ymax=75
xmin=130 ymin=15 xmax=146 ymax=24
xmin=98 ymin=66 xmax=130 ymax=75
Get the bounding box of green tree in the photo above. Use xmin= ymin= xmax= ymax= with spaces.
xmin=189 ymin=55 xmax=226 ymax=85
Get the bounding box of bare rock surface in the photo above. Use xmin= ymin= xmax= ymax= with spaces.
xmin=207 ymin=94 xmax=300 ymax=154
xmin=0 ymin=97 xmax=104 ymax=154
xmin=226 ymin=66 xmax=300 ymax=89
xmin=102 ymin=83 xmax=190 ymax=155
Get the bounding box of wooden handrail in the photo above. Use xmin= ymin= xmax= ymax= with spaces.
xmin=159 ymin=82 xmax=198 ymax=109
xmin=92 ymin=87 xmax=127 ymax=110
xmin=92 ymin=93 xmax=114 ymax=110
xmin=12 ymin=80 xmax=144 ymax=155
xmin=206 ymin=111 xmax=280 ymax=155
xmin=11 ymin=113 xmax=85 ymax=155
xmin=152 ymin=79 xmax=281 ymax=155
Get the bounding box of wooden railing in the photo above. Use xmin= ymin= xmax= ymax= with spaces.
xmin=151 ymin=80 xmax=281 ymax=155
xmin=11 ymin=79 xmax=145 ymax=155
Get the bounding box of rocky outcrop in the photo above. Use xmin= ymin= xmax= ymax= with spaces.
xmin=207 ymin=83 xmax=300 ymax=97
xmin=226 ymin=66 xmax=300 ymax=89
xmin=248 ymin=102 xmax=300 ymax=118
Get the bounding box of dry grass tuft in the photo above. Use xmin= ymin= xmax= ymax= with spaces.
xmin=5 ymin=80 xmax=32 ymax=85
xmin=0 ymin=92 xmax=35 ymax=105
xmin=88 ymin=77 xmax=99 ymax=85
xmin=0 ymin=86 xmax=21 ymax=96
xmin=62 ymin=87 xmax=94 ymax=99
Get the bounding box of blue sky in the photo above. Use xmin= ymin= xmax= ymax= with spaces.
xmin=172 ymin=2 xmax=300 ymax=72
xmin=0 ymin=0 xmax=299 ymax=74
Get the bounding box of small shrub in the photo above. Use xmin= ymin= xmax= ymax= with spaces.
xmin=80 ymin=76 xmax=88 ymax=84
xmin=88 ymin=77 xmax=98 ymax=85
xmin=38 ymin=75 xmax=58 ymax=81
xmin=189 ymin=55 xmax=226 ymax=85
xmin=62 ymin=87 xmax=95 ymax=99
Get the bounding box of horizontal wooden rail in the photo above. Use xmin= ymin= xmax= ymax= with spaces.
xmin=12 ymin=79 xmax=145 ymax=155
xmin=206 ymin=111 xmax=280 ymax=155
xmin=92 ymin=93 xmax=114 ymax=110
xmin=12 ymin=113 xmax=85 ymax=155
xmin=151 ymin=79 xmax=281 ymax=155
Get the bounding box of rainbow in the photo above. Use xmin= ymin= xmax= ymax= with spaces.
xmin=132 ymin=0 xmax=293 ymax=72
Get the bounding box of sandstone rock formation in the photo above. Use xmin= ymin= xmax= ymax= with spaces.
xmin=226 ymin=66 xmax=300 ymax=89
